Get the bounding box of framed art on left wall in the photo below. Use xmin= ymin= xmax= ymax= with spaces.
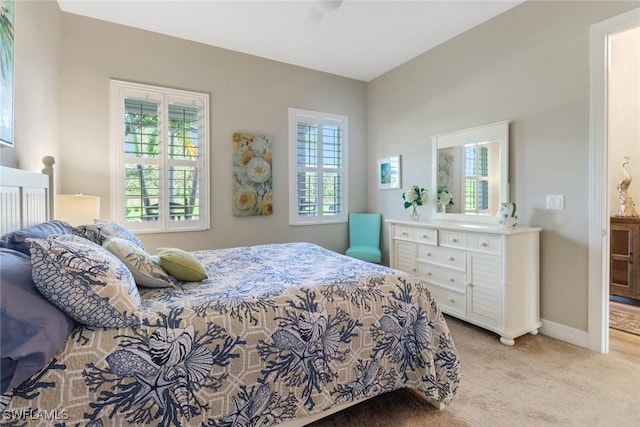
xmin=0 ymin=0 xmax=14 ymax=147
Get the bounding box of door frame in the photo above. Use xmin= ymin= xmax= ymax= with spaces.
xmin=588 ymin=8 xmax=640 ymax=353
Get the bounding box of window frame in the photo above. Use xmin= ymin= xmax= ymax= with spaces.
xmin=288 ymin=108 xmax=348 ymax=226
xmin=110 ymin=79 xmax=210 ymax=233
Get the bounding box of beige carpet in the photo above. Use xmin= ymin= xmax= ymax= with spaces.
xmin=308 ymin=315 xmax=640 ymax=427
xmin=610 ymin=301 xmax=640 ymax=336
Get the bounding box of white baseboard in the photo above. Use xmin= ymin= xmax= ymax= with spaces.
xmin=539 ymin=318 xmax=589 ymax=349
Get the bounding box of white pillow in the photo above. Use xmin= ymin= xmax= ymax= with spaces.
xmin=28 ymin=235 xmax=141 ymax=328
xmin=103 ymin=237 xmax=173 ymax=288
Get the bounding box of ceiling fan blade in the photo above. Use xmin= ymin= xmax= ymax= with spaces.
xmin=304 ymin=0 xmax=344 ymax=31
xmin=315 ymin=0 xmax=344 ymax=13
xmin=304 ymin=7 xmax=324 ymax=30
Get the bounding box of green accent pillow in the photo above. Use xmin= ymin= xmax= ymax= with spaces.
xmin=157 ymin=248 xmax=208 ymax=282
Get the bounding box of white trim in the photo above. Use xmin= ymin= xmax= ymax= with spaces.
xmin=539 ymin=318 xmax=589 ymax=349
xmin=431 ymin=121 xmax=509 ymax=223
xmin=288 ymin=107 xmax=348 ymax=226
xmin=588 ymin=8 xmax=640 ymax=353
xmin=109 ymin=79 xmax=210 ymax=233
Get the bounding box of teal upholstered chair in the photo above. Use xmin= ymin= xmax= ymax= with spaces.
xmin=346 ymin=213 xmax=382 ymax=263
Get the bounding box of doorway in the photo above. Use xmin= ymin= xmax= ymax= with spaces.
xmin=588 ymin=8 xmax=640 ymax=353
xmin=608 ymin=26 xmax=640 ymax=335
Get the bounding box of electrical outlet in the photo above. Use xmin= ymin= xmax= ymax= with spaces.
xmin=546 ymin=195 xmax=564 ymax=210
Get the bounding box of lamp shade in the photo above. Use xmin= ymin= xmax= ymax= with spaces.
xmin=55 ymin=194 xmax=101 ymax=226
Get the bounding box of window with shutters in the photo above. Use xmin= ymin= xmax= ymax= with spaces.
xmin=288 ymin=108 xmax=348 ymax=225
xmin=110 ymin=80 xmax=210 ymax=233
xmin=464 ymin=144 xmax=490 ymax=214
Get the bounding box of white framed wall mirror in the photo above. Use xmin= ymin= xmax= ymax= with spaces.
xmin=431 ymin=121 xmax=509 ymax=223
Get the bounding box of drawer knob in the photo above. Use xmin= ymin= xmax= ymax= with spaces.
xmin=402 ymin=232 xmax=408 ymax=236
xmin=411 ymin=268 xmax=416 ymax=272
xmin=426 ymin=271 xmax=432 ymax=276
xmin=426 ymin=252 xmax=432 ymax=257
xmin=448 ymin=277 xmax=455 ymax=282
xmin=480 ymin=241 xmax=488 ymax=247
xmin=451 ymin=238 xmax=458 ymax=243
xmin=448 ymin=256 xmax=454 ymax=261
xmin=448 ymin=297 xmax=455 ymax=303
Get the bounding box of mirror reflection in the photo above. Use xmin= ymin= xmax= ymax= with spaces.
xmin=437 ymin=140 xmax=500 ymax=215
xmin=431 ymin=121 xmax=509 ymax=222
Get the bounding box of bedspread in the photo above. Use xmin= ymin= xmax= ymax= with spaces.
xmin=1 ymin=242 xmax=459 ymax=426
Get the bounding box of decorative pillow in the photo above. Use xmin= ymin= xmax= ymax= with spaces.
xmin=0 ymin=248 xmax=75 ymax=394
xmin=103 ymin=237 xmax=173 ymax=288
xmin=0 ymin=220 xmax=78 ymax=255
xmin=157 ymin=247 xmax=208 ymax=282
xmin=75 ymin=219 xmax=144 ymax=249
xmin=28 ymin=236 xmax=141 ymax=328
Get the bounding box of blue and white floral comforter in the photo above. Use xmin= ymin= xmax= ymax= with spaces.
xmin=1 ymin=243 xmax=459 ymax=426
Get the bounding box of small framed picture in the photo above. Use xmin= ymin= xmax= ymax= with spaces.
xmin=378 ymin=155 xmax=401 ymax=190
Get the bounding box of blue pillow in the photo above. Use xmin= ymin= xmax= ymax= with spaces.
xmin=0 ymin=220 xmax=77 ymax=255
xmin=75 ymin=219 xmax=144 ymax=249
xmin=0 ymin=248 xmax=75 ymax=394
xmin=29 ymin=235 xmax=142 ymax=328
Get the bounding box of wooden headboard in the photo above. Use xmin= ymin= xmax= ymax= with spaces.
xmin=0 ymin=157 xmax=54 ymax=236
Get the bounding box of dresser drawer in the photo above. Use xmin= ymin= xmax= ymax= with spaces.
xmin=417 ymin=262 xmax=466 ymax=292
xmin=417 ymin=245 xmax=465 ymax=270
xmin=467 ymin=233 xmax=502 ymax=255
xmin=393 ymin=225 xmax=415 ymax=240
xmin=426 ymin=284 xmax=466 ymax=316
xmin=392 ymin=225 xmax=437 ymax=245
xmin=415 ymin=228 xmax=437 ymax=245
xmin=439 ymin=230 xmax=468 ymax=249
xmin=439 ymin=230 xmax=501 ymax=255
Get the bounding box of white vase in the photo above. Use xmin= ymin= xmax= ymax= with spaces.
xmin=497 ymin=202 xmax=518 ymax=227
xmin=409 ymin=205 xmax=420 ymax=221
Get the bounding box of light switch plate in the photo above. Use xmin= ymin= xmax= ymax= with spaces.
xmin=546 ymin=195 xmax=564 ymax=210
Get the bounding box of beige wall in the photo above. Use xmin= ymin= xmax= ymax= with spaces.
xmin=7 ymin=0 xmax=638 ymax=335
xmin=367 ymin=1 xmax=639 ymax=331
xmin=0 ymin=0 xmax=61 ymax=180
xmin=57 ymin=13 xmax=367 ymax=254
xmin=609 ymin=26 xmax=640 ymax=214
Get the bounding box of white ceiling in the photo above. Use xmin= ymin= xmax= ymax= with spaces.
xmin=57 ymin=0 xmax=525 ymax=82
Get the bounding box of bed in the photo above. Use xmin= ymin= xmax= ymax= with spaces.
xmin=0 ymin=160 xmax=459 ymax=426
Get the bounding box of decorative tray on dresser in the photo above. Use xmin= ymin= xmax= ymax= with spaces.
xmin=387 ymin=219 xmax=542 ymax=345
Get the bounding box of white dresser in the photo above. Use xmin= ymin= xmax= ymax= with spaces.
xmin=387 ymin=219 xmax=542 ymax=345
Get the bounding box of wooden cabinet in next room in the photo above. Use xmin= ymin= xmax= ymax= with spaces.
xmin=610 ymin=217 xmax=640 ymax=300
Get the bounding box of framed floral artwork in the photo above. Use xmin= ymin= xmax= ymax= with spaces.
xmin=377 ymin=155 xmax=401 ymax=190
xmin=0 ymin=0 xmax=14 ymax=146
xmin=232 ymin=133 xmax=273 ymax=216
